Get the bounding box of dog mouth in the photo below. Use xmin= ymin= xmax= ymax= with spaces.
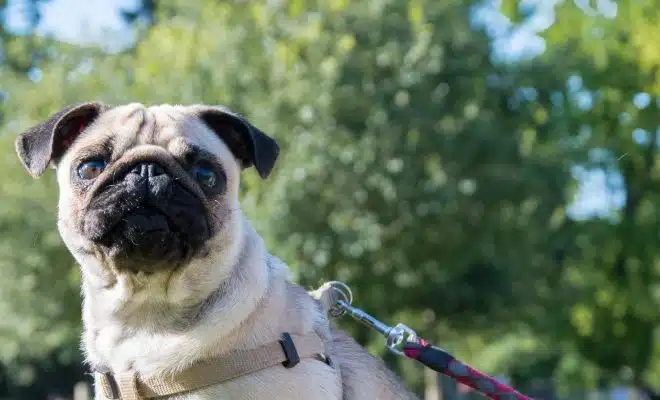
xmin=80 ymin=162 xmax=212 ymax=273
xmin=96 ymin=206 xmax=196 ymax=272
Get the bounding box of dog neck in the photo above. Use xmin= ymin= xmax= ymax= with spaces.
xmin=80 ymin=215 xmax=287 ymax=377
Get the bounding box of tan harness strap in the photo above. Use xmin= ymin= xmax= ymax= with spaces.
xmin=97 ymin=332 xmax=327 ymax=400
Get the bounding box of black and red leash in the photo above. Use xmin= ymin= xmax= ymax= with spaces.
xmin=324 ymin=281 xmax=533 ymax=400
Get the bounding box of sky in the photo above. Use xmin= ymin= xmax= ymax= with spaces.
xmin=39 ymin=0 xmax=137 ymax=39
xmin=4 ymin=0 xmax=614 ymax=219
xmin=6 ymin=0 xmax=138 ymax=50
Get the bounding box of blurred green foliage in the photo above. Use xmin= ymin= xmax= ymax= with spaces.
xmin=0 ymin=0 xmax=659 ymax=398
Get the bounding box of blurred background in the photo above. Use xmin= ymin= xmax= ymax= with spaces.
xmin=0 ymin=0 xmax=658 ymax=399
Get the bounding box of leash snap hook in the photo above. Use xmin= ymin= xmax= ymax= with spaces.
xmin=386 ymin=323 xmax=418 ymax=356
xmin=324 ymin=281 xmax=420 ymax=356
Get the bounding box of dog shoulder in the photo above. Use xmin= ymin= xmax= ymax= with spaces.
xmin=287 ymin=280 xmax=417 ymax=399
xmin=329 ymin=329 xmax=419 ymax=400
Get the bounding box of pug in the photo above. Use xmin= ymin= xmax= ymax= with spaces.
xmin=14 ymin=103 xmax=416 ymax=400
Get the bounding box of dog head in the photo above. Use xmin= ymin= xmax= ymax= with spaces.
xmin=15 ymin=102 xmax=278 ymax=298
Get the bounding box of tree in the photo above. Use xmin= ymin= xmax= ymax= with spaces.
xmin=499 ymin=0 xmax=660 ymax=395
xmin=261 ymin=0 xmax=570 ymax=342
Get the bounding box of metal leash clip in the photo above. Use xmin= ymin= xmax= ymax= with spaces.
xmin=324 ymin=281 xmax=535 ymax=400
xmin=325 ymin=281 xmax=418 ymax=356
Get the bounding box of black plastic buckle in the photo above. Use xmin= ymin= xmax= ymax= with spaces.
xmin=280 ymin=332 xmax=300 ymax=369
xmin=102 ymin=372 xmax=120 ymax=399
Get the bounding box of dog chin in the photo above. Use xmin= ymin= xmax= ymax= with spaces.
xmin=91 ymin=206 xmax=194 ymax=272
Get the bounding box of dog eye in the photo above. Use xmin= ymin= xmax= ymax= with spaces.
xmin=191 ymin=163 xmax=217 ymax=188
xmin=78 ymin=160 xmax=106 ymax=180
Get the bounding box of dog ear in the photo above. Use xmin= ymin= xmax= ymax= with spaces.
xmin=193 ymin=106 xmax=280 ymax=179
xmin=15 ymin=102 xmax=107 ymax=178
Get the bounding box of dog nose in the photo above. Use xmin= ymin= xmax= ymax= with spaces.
xmin=130 ymin=162 xmax=166 ymax=178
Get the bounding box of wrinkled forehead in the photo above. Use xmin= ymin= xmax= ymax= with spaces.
xmin=70 ymin=103 xmax=237 ymax=166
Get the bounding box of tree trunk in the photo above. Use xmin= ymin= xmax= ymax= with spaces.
xmin=637 ymin=384 xmax=660 ymax=400
xmin=73 ymin=381 xmax=90 ymax=400
xmin=424 ymin=368 xmax=442 ymax=400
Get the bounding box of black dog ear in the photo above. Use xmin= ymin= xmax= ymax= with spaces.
xmin=15 ymin=102 xmax=107 ymax=178
xmin=194 ymin=106 xmax=280 ymax=179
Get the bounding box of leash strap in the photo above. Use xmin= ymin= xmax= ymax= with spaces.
xmin=97 ymin=331 xmax=327 ymax=400
xmin=403 ymin=339 xmax=532 ymax=400
xmin=318 ymin=281 xmax=535 ymax=400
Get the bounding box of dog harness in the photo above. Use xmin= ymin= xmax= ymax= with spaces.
xmin=96 ymin=331 xmax=329 ymax=400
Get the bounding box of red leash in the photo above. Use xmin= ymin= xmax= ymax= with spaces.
xmin=403 ymin=339 xmax=531 ymax=399
xmin=324 ymin=282 xmax=533 ymax=400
